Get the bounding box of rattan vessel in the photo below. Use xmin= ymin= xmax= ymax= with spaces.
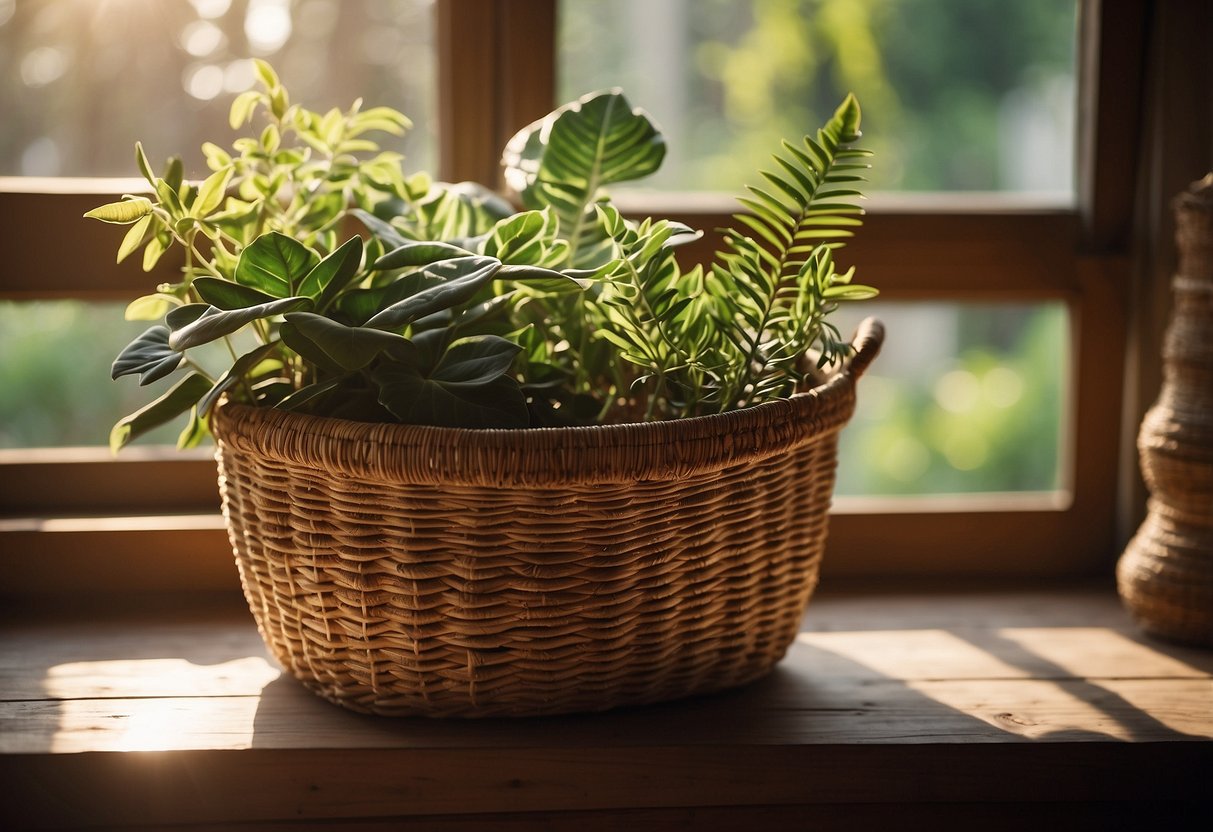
xmin=211 ymin=318 xmax=883 ymax=717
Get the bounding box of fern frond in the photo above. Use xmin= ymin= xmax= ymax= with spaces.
xmin=709 ymin=94 xmax=874 ymax=410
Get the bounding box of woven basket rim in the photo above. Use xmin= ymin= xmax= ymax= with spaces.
xmin=212 ymin=318 xmax=883 ymax=486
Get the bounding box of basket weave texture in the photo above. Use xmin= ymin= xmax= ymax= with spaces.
xmin=212 ymin=319 xmax=884 ymax=717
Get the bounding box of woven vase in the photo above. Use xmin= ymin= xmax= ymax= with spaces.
xmin=211 ymin=318 xmax=883 ymax=717
xmin=1118 ymin=174 xmax=1213 ymax=647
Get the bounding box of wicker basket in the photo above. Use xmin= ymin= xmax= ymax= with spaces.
xmin=211 ymin=318 xmax=883 ymax=717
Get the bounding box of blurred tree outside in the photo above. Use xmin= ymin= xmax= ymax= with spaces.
xmin=559 ymin=0 xmax=1076 ymax=193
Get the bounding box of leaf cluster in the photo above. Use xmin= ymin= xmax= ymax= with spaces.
xmin=92 ymin=64 xmax=876 ymax=450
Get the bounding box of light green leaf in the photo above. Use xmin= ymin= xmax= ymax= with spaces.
xmin=135 ymin=142 xmax=156 ymax=186
xmin=84 ymin=197 xmax=153 ymax=225
xmin=234 ymin=231 xmax=319 ymax=297
xmin=229 ymin=90 xmax=262 ymax=129
xmin=822 ymin=284 xmax=879 ymax=300
xmin=124 ymin=293 xmax=177 ymax=321
xmin=192 ymin=167 xmax=232 ymax=218
xmin=177 ymin=407 xmax=210 ymax=449
xmin=141 ymin=236 xmax=166 ymax=271
xmin=116 ymin=213 xmax=154 ymax=263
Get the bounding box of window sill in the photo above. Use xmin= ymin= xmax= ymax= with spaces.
xmin=2 ymin=587 xmax=1210 ymax=830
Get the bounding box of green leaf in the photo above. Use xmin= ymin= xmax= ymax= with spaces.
xmin=373 ymin=241 xmax=473 ymax=270
xmin=111 ymin=325 xmax=183 ymax=385
xmin=281 ymin=312 xmax=416 ymax=371
xmin=164 ymin=157 xmax=184 ymax=194
xmin=197 ymin=342 xmax=280 ymax=415
xmin=350 ymin=208 xmax=408 ymax=249
xmin=365 ymin=256 xmax=501 ymax=331
xmin=234 ymin=231 xmax=319 ymax=297
xmin=84 ymin=197 xmax=153 ymax=224
xmin=116 ymin=213 xmax=154 ymax=263
xmin=481 ymin=210 xmax=551 ymax=263
xmin=110 ymin=373 xmax=214 ymax=454
xmin=502 ymin=90 xmax=665 ymax=263
xmin=298 ymin=235 xmax=364 ymax=303
xmin=822 ymin=284 xmax=879 ymax=300
xmin=432 ymin=336 xmax=523 ymax=385
xmin=124 ymin=293 xmax=177 ymax=321
xmin=335 ymin=271 xmax=444 ymax=326
xmin=277 ymin=377 xmax=344 ymax=413
xmin=373 ymin=363 xmax=528 ymax=429
xmin=135 ymin=142 xmax=156 ymax=187
xmin=253 ymin=59 xmax=280 ymax=90
xmin=496 ymin=264 xmax=589 ymax=292
xmin=229 ymin=90 xmax=262 ymax=129
xmin=177 ymin=407 xmax=210 ymax=449
xmin=141 ymin=235 xmax=167 ymax=271
xmin=169 ymin=297 xmax=312 ymax=351
xmin=192 ymin=167 xmax=232 ymax=218
xmin=192 ymin=277 xmax=280 ymax=310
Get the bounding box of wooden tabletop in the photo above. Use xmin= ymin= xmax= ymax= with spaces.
xmin=3 ymin=587 xmax=1211 ymax=830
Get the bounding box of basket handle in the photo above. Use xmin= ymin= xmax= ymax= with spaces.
xmin=843 ymin=317 xmax=885 ymax=381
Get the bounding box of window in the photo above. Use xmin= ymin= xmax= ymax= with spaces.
xmin=0 ymin=0 xmax=1188 ymax=584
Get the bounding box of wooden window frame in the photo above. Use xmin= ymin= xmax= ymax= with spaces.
xmin=2 ymin=0 xmax=1202 ymax=588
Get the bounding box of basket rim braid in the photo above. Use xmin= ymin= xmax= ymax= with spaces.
xmin=212 ymin=317 xmax=884 ymax=487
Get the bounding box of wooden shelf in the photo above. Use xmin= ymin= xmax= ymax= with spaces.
xmin=3 ymin=587 xmax=1211 ymax=830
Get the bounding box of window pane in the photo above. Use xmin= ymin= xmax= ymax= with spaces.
xmin=558 ymin=0 xmax=1076 ymax=194
xmin=0 ymin=301 xmax=229 ymax=448
xmin=0 ymin=0 xmax=435 ymax=178
xmin=830 ymin=302 xmax=1068 ymax=496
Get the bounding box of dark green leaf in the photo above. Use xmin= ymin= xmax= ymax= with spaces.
xmin=335 ymin=271 xmax=444 ymax=325
xmin=277 ymin=377 xmax=345 ymax=413
xmin=373 ymin=241 xmax=473 ymax=270
xmin=193 ymin=277 xmax=279 ymax=310
xmin=350 ymin=208 xmax=408 ymax=249
xmin=282 ymin=312 xmax=416 ymax=371
xmin=298 ymin=235 xmax=364 ymax=303
xmin=373 ymin=363 xmax=528 ymax=429
xmin=366 ymin=256 xmax=501 ymax=331
xmin=110 ymin=372 xmax=213 ymax=453
xmin=112 ymin=326 xmax=183 ymax=384
xmin=432 ymin=336 xmax=522 ymax=385
xmin=197 ymin=342 xmax=280 ymax=415
xmin=169 ymin=297 xmax=312 ymax=351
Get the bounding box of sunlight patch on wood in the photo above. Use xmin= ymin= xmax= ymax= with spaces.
xmin=47 ymin=657 xmax=280 ymax=753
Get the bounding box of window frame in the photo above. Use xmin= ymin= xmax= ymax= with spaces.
xmin=0 ymin=0 xmax=1180 ymax=584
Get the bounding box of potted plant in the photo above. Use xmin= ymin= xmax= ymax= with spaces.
xmin=89 ymin=61 xmax=883 ymax=717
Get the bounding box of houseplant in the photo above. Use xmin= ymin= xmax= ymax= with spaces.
xmin=90 ymin=61 xmax=883 ymax=716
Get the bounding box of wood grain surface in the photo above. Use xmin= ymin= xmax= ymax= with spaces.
xmin=2 ymin=588 xmax=1210 ymax=829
